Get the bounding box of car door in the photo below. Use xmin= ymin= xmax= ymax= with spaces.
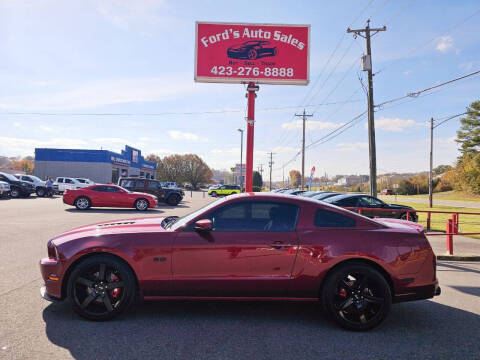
xmin=172 ymin=200 xmax=300 ymax=297
xmin=56 ymin=178 xmax=64 ymax=191
xmin=105 ymin=186 xmax=128 ymax=207
xmin=88 ymin=186 xmax=109 ymax=206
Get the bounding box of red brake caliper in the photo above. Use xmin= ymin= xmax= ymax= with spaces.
xmin=339 ymin=288 xmax=347 ymax=298
xmin=110 ymin=274 xmax=120 ymax=298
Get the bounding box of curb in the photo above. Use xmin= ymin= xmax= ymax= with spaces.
xmin=436 ymin=254 xmax=480 ymax=261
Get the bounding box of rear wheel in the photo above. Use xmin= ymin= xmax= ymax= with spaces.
xmin=134 ymin=198 xmax=149 ymax=211
xmin=74 ymin=196 xmax=91 ymax=210
xmin=211 ymin=191 xmax=217 ymax=197
xmin=67 ymin=255 xmax=136 ymax=321
xmin=321 ymin=262 xmax=391 ymax=331
xmin=166 ymin=194 xmax=180 ymax=206
xmin=248 ymin=49 xmax=258 ymax=59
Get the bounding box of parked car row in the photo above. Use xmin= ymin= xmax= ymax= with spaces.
xmin=0 ymin=172 xmax=36 ymax=198
xmin=273 ymin=189 xmax=417 ymax=221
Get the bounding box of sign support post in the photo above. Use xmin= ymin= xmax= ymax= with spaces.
xmin=245 ymin=82 xmax=258 ymax=192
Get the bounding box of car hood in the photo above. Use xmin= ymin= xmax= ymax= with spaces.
xmin=374 ymin=217 xmax=424 ymax=232
xmin=51 ymin=216 xmax=168 ymax=245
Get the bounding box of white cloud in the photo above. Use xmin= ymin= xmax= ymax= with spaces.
xmin=211 ymin=148 xmax=240 ymax=155
xmin=168 ymin=130 xmax=206 ymax=142
xmin=335 ymin=142 xmax=368 ymax=152
xmin=374 ymin=117 xmax=419 ymax=132
xmin=272 ymin=146 xmax=299 ymax=153
xmin=436 ymin=36 xmax=454 ymax=53
xmin=93 ymin=137 xmax=130 ymax=145
xmin=0 ymin=75 xmax=195 ymax=111
xmin=0 ymin=136 xmax=88 ymax=157
xmin=281 ymin=120 xmax=343 ymax=131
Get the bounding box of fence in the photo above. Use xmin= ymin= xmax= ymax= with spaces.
xmin=345 ymin=207 xmax=480 ymax=255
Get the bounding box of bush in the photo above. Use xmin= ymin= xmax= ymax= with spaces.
xmin=252 ymin=186 xmax=262 ymax=192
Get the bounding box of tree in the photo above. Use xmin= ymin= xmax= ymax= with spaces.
xmin=289 ymin=170 xmax=301 ymax=187
xmin=433 ymin=164 xmax=452 ymax=176
xmin=182 ymin=154 xmax=213 ymax=190
xmin=252 ymin=171 xmax=263 ymax=188
xmin=456 ymin=100 xmax=480 ymax=156
xmin=157 ymin=154 xmax=187 ymax=183
xmin=9 ymin=159 xmax=34 ymax=174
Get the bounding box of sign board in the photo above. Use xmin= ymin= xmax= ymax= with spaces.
xmin=195 ymin=22 xmax=310 ymax=85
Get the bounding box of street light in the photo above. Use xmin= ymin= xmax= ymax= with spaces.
xmin=238 ymin=128 xmax=244 ymax=190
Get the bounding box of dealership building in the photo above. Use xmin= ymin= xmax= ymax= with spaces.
xmin=34 ymin=145 xmax=157 ymax=184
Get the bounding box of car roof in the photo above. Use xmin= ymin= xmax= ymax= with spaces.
xmin=325 ymin=193 xmax=362 ymax=201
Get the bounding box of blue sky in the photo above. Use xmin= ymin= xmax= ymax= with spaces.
xmin=1 ymin=0 xmax=479 ymax=180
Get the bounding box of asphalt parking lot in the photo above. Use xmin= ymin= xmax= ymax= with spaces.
xmin=0 ymin=193 xmax=479 ymax=360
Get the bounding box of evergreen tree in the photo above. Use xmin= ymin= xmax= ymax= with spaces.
xmin=252 ymin=171 xmax=263 ymax=188
xmin=456 ymin=100 xmax=480 ymax=156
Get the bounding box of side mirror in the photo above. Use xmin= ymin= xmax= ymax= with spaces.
xmin=194 ymin=219 xmax=212 ymax=232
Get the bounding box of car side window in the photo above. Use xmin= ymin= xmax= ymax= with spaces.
xmin=314 ymin=209 xmax=356 ymax=227
xmin=135 ymin=180 xmax=145 ymax=188
xmin=92 ymin=186 xmax=107 ymax=192
xmin=147 ymin=181 xmax=157 ymax=190
xmin=204 ymin=201 xmax=299 ymax=232
xmin=65 ymin=179 xmax=73 ymax=184
xmin=57 ymin=178 xmax=64 ymax=183
xmin=337 ymin=197 xmax=360 ymax=207
xmin=107 ymin=186 xmax=120 ymax=192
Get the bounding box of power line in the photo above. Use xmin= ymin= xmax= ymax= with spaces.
xmin=0 ymin=99 xmax=364 ymax=117
xmin=434 ymin=112 xmax=467 ymax=128
xmin=375 ymin=69 xmax=480 ymax=108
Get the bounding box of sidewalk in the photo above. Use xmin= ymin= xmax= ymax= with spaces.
xmin=427 ymin=233 xmax=480 ymax=259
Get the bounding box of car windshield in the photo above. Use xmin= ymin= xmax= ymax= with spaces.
xmin=76 ymin=179 xmax=86 ymax=183
xmin=29 ymin=175 xmax=43 ymax=182
xmin=169 ymin=197 xmax=228 ymax=231
xmin=1 ymin=173 xmax=19 ymax=181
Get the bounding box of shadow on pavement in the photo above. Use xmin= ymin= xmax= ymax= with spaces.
xmin=64 ymin=208 xmax=164 ymax=214
xmin=438 ymin=262 xmax=480 ymax=275
xmin=450 ymin=286 xmax=480 ymax=297
xmin=43 ymin=299 xmax=480 ymax=360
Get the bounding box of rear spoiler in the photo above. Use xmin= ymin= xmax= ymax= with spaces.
xmin=374 ymin=217 xmax=425 ymax=232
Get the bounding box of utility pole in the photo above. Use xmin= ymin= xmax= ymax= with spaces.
xmin=257 ymin=164 xmax=264 ymax=178
xmin=295 ymin=109 xmax=313 ymax=190
xmin=237 ymin=128 xmax=244 ymax=190
xmin=347 ymin=19 xmax=386 ymax=197
xmin=268 ymin=152 xmax=275 ymax=191
xmin=429 ymin=117 xmax=434 ymax=208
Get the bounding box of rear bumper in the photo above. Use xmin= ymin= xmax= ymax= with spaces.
xmin=393 ymin=281 xmax=441 ymax=303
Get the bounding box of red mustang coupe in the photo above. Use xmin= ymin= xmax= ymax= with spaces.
xmin=63 ymin=184 xmax=157 ymax=211
xmin=40 ymin=193 xmax=440 ymax=330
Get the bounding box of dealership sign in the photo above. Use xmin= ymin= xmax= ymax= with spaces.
xmin=195 ymin=22 xmax=309 ymax=85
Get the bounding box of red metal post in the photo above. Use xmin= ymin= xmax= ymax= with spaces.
xmin=446 ymin=219 xmax=453 ymax=255
xmin=245 ymin=82 xmax=256 ymax=192
xmin=453 ymin=214 xmax=459 ymax=234
xmin=426 ymin=211 xmax=431 ymax=231
xmin=406 ymin=211 xmax=410 ymax=221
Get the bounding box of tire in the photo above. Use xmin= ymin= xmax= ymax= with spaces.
xmin=248 ymin=49 xmax=258 ymax=60
xmin=134 ymin=198 xmax=149 ymax=211
xmin=211 ymin=191 xmax=217 ymax=197
xmin=321 ymin=262 xmax=391 ymax=331
xmin=67 ymin=255 xmax=136 ymax=321
xmin=36 ymin=187 xmax=46 ymax=197
xmin=400 ymin=213 xmax=408 ymax=220
xmin=10 ymin=188 xmax=20 ymax=198
xmin=74 ymin=196 xmax=91 ymax=210
xmin=166 ymin=194 xmax=180 ymax=206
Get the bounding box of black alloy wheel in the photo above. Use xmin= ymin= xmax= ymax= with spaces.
xmin=67 ymin=255 xmax=136 ymax=321
xmin=10 ymin=188 xmax=20 ymax=198
xmin=248 ymin=49 xmax=258 ymax=60
xmin=322 ymin=263 xmax=391 ymax=331
xmin=166 ymin=194 xmax=180 ymax=206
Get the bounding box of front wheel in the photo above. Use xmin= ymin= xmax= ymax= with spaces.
xmin=36 ymin=187 xmax=46 ymax=197
xmin=321 ymin=262 xmax=391 ymax=331
xmin=134 ymin=198 xmax=149 ymax=211
xmin=210 ymin=191 xmax=217 ymax=197
xmin=67 ymin=255 xmax=136 ymax=321
xmin=10 ymin=188 xmax=20 ymax=198
xmin=166 ymin=194 xmax=180 ymax=206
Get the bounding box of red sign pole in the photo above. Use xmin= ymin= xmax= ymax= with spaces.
xmin=245 ymin=82 xmax=257 ymax=192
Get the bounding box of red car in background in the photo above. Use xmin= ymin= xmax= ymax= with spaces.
xmin=41 ymin=193 xmax=439 ymax=331
xmin=63 ymin=184 xmax=157 ymax=211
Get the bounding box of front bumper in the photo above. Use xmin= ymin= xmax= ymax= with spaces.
xmin=40 ymin=285 xmax=60 ymax=303
xmin=39 ymin=257 xmax=64 ymax=300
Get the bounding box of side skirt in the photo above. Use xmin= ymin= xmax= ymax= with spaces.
xmin=143 ymin=296 xmax=319 ymax=302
